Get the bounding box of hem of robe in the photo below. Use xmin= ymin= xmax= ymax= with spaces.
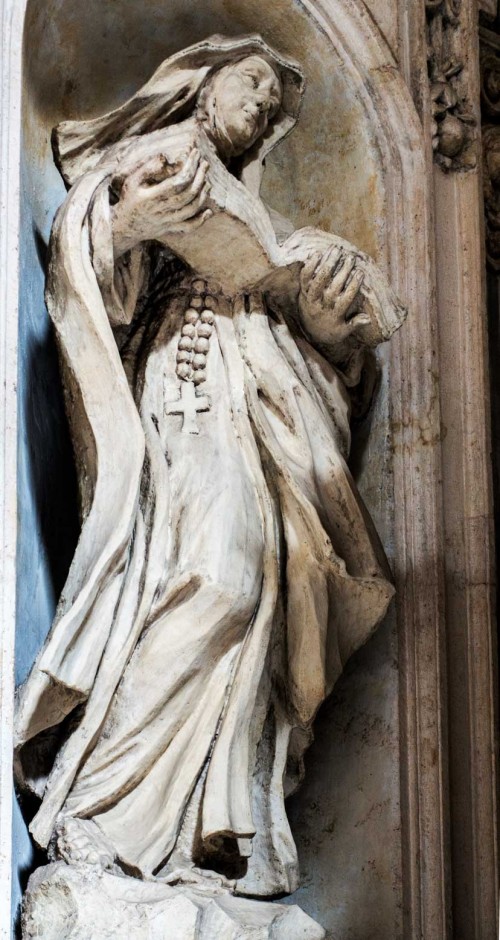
xmin=82 ymin=646 xmax=242 ymax=875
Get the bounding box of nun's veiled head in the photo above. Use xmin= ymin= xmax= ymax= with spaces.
xmin=197 ymin=55 xmax=283 ymax=160
xmin=53 ymin=38 xmax=302 ymax=188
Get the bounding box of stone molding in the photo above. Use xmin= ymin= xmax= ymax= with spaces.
xmin=402 ymin=9 xmax=498 ymax=936
xmin=431 ymin=2 xmax=498 ymax=935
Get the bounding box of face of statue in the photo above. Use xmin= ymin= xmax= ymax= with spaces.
xmin=200 ymin=55 xmax=283 ymax=158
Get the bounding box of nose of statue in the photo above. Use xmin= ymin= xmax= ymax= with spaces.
xmin=246 ymin=98 xmax=266 ymax=118
xmin=245 ymin=102 xmax=259 ymax=117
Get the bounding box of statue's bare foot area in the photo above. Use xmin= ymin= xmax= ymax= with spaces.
xmin=160 ymin=864 xmax=236 ymax=893
xmin=54 ymin=817 xmax=115 ymax=869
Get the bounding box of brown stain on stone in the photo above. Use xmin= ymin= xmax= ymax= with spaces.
xmin=390 ymin=364 xmax=449 ymax=454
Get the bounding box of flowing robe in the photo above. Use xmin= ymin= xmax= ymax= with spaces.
xmin=15 ymin=153 xmax=396 ymax=898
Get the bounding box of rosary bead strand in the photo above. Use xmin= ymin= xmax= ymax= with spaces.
xmin=175 ymin=279 xmax=216 ymax=386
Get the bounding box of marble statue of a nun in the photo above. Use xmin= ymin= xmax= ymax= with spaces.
xmin=14 ymin=34 xmax=405 ymax=898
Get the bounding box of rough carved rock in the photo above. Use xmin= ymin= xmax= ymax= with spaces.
xmin=22 ymin=863 xmax=326 ymax=940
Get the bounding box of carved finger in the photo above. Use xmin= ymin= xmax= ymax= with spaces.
xmin=323 ymin=255 xmax=357 ymax=305
xmin=115 ymin=154 xmax=162 ymax=197
xmin=141 ymin=148 xmax=201 ymax=195
xmin=300 ymin=252 xmax=322 ymax=292
xmin=184 ymin=162 xmax=210 ymax=204
xmin=158 ymin=162 xmax=210 ymax=209
xmin=155 ymin=155 xmax=204 ymax=191
xmin=182 ymin=207 xmax=213 ymax=231
xmin=169 ymin=149 xmax=204 ymax=194
xmin=232 ymin=293 xmax=247 ymax=319
xmin=352 ymin=312 xmax=372 ymax=327
xmin=309 ymin=245 xmax=343 ymax=302
xmin=247 ymin=291 xmax=264 ymax=315
xmin=170 ymin=180 xmax=211 ymax=220
xmin=333 ymin=269 xmax=365 ymax=319
xmin=336 ymin=311 xmax=372 ymax=343
xmin=168 ymin=208 xmax=213 ymax=235
xmin=187 ymin=158 xmax=210 ymax=197
xmin=347 ymin=311 xmax=372 ymax=331
xmin=159 ymin=180 xmax=210 ymax=224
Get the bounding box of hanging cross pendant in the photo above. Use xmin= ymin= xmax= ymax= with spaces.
xmin=165 ymin=381 xmax=210 ymax=434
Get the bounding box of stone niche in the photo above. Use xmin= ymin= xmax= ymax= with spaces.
xmin=10 ymin=0 xmax=421 ymax=937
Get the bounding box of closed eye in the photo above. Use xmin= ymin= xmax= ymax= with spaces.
xmin=241 ymin=69 xmax=260 ymax=89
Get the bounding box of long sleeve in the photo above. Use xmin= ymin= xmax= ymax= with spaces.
xmin=90 ymin=179 xmax=149 ymax=328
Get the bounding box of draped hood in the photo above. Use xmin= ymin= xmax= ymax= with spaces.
xmin=53 ymin=34 xmax=305 ymax=192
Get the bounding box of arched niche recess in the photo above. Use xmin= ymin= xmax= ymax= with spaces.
xmin=1 ymin=1 xmax=442 ymax=938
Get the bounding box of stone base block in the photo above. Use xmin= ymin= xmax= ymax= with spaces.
xmin=22 ymin=863 xmax=326 ymax=939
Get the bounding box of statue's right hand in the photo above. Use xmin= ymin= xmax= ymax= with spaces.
xmin=111 ymin=147 xmax=212 ymax=257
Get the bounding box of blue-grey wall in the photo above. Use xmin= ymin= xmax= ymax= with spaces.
xmin=12 ymin=129 xmax=78 ymax=934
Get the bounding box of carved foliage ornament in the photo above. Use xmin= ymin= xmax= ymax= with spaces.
xmin=426 ymin=0 xmax=477 ymax=170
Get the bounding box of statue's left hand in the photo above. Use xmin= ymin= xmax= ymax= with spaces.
xmin=298 ymin=245 xmax=371 ymax=344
